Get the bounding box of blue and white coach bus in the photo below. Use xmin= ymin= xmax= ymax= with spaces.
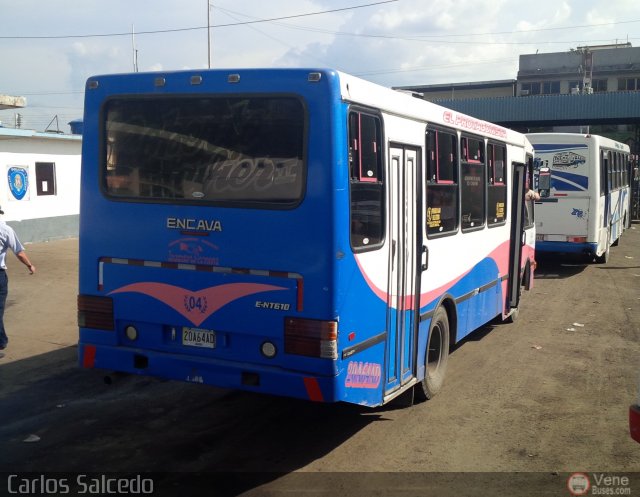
xmin=78 ymin=69 xmax=536 ymax=407
xmin=528 ymin=133 xmax=631 ymax=263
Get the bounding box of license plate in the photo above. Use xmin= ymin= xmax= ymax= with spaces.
xmin=182 ymin=327 xmax=216 ymax=348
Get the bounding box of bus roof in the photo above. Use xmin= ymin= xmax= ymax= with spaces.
xmin=526 ymin=132 xmax=630 ymax=152
xmin=334 ymin=69 xmax=528 ymax=147
xmin=85 ymin=68 xmax=529 ymax=149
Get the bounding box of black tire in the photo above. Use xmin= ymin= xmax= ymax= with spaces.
xmin=595 ymin=243 xmax=610 ymax=264
xmin=506 ymin=306 xmax=519 ymax=323
xmin=415 ymin=306 xmax=450 ymax=401
xmin=504 ymin=261 xmax=527 ymax=323
xmin=523 ymin=261 xmax=532 ymax=291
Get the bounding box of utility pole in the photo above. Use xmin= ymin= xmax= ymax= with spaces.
xmin=582 ymin=48 xmax=593 ymax=94
xmin=132 ymin=24 xmax=139 ymax=72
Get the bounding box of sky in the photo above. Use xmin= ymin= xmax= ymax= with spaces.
xmin=0 ymin=0 xmax=638 ymax=132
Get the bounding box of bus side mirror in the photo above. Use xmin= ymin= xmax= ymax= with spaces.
xmin=538 ymin=167 xmax=551 ymax=198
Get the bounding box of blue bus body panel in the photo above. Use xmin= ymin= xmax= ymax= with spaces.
xmin=79 ymin=69 xmax=389 ymax=406
xmin=535 ymin=241 xmax=598 ymax=255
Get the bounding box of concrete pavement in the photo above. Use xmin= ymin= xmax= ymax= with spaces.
xmin=0 ymin=238 xmax=78 ymax=380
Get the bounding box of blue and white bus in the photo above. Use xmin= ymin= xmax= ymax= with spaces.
xmin=528 ymin=133 xmax=631 ymax=263
xmin=78 ymin=69 xmax=536 ymax=407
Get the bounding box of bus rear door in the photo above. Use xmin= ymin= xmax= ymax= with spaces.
xmin=385 ymin=145 xmax=421 ymax=395
xmin=507 ymin=162 xmax=526 ymax=311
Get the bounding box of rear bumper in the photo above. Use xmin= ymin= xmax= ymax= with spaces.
xmin=630 ymin=404 xmax=640 ymax=443
xmin=535 ymin=241 xmax=597 ymax=255
xmin=79 ymin=341 xmax=338 ymax=403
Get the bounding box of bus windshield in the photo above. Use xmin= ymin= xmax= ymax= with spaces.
xmin=103 ymin=96 xmax=305 ymax=206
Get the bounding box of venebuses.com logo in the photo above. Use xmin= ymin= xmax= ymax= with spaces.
xmin=567 ymin=472 xmax=632 ymax=496
xmin=567 ymin=473 xmax=590 ymax=496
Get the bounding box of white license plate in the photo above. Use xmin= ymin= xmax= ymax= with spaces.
xmin=182 ymin=327 xmax=216 ymax=348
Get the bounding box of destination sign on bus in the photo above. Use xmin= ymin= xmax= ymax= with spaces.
xmin=442 ymin=110 xmax=507 ymax=139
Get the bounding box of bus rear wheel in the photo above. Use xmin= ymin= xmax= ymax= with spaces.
xmin=415 ymin=306 xmax=450 ymax=401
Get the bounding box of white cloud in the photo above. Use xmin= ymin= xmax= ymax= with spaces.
xmin=0 ymin=0 xmax=638 ymax=130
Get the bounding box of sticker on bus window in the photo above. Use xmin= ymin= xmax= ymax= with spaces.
xmin=427 ymin=207 xmax=441 ymax=229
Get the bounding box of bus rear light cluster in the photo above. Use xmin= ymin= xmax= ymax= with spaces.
xmin=567 ymin=236 xmax=587 ymax=243
xmin=78 ymin=295 xmax=114 ymax=331
xmin=284 ymin=318 xmax=337 ymax=359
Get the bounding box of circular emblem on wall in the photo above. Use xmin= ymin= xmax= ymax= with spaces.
xmin=8 ymin=167 xmax=29 ymax=200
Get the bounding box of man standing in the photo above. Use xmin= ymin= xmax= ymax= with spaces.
xmin=0 ymin=206 xmax=35 ymax=359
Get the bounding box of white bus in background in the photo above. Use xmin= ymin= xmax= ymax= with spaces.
xmin=528 ymin=133 xmax=632 ymax=263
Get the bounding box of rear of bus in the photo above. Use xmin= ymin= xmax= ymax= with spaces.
xmin=77 ymin=69 xmax=355 ymax=403
xmin=528 ymin=134 xmax=597 ymax=258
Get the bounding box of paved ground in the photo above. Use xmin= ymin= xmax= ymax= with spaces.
xmin=1 ymin=238 xmax=78 ymax=375
xmin=0 ymin=227 xmax=639 ymax=497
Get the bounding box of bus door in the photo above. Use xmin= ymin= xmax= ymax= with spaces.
xmin=385 ymin=145 xmax=421 ymax=393
xmin=507 ymin=162 xmax=526 ymax=310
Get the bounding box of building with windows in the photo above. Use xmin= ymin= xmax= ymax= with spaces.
xmin=517 ymin=43 xmax=640 ymax=96
xmin=0 ymin=127 xmax=81 ymax=243
xmin=396 ymin=43 xmax=640 ymax=100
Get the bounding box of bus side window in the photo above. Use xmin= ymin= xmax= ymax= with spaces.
xmin=426 ymin=127 xmax=458 ymax=237
xmin=349 ymin=110 xmax=384 ymax=250
xmin=487 ymin=143 xmax=507 ymax=226
xmin=624 ymin=154 xmax=630 ymax=186
xmin=460 ymin=135 xmax=486 ymax=231
xmin=606 ymin=151 xmax=612 ymax=192
xmin=600 ymin=150 xmax=606 ymax=195
xmin=617 ymin=152 xmax=623 ymax=189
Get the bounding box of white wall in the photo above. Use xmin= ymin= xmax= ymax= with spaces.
xmin=0 ymin=129 xmax=81 ymax=242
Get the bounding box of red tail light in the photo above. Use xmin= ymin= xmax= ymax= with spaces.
xmin=630 ymin=404 xmax=640 ymax=443
xmin=78 ymin=295 xmax=114 ymax=330
xmin=284 ymin=318 xmax=337 ymax=359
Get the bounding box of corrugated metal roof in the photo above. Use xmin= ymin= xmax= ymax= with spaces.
xmin=433 ymin=92 xmax=640 ymax=127
xmin=395 ymin=79 xmax=516 ymax=93
xmin=0 ymin=127 xmax=81 ymax=141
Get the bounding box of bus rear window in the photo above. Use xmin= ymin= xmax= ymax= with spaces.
xmin=103 ymin=96 xmax=305 ymax=207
